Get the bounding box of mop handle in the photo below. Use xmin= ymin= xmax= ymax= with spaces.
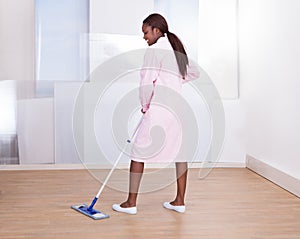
xmin=95 ymin=117 xmax=143 ymax=199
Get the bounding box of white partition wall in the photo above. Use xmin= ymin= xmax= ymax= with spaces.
xmin=54 ymin=83 xmax=82 ymax=164
xmin=17 ymin=98 xmax=54 ymax=164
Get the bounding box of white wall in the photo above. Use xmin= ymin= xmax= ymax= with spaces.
xmin=0 ymin=0 xmax=35 ymax=83
xmin=0 ymin=0 xmax=36 ymax=133
xmin=219 ymin=100 xmax=245 ymax=164
xmin=240 ymin=0 xmax=300 ymax=179
xmin=0 ymin=0 xmax=36 ymax=100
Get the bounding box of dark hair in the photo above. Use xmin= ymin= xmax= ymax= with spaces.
xmin=143 ymin=13 xmax=189 ymax=77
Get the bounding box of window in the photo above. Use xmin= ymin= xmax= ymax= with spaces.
xmin=35 ymin=0 xmax=89 ymax=97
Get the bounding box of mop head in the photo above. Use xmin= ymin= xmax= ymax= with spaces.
xmin=71 ymin=204 xmax=109 ymax=220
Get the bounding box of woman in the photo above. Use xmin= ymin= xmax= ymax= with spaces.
xmin=112 ymin=13 xmax=199 ymax=214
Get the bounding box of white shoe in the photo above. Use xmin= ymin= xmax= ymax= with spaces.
xmin=112 ymin=204 xmax=137 ymax=215
xmin=163 ymin=202 xmax=185 ymax=213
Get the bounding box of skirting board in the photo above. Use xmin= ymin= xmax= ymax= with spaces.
xmin=0 ymin=162 xmax=245 ymax=171
xmin=246 ymin=155 xmax=300 ymax=198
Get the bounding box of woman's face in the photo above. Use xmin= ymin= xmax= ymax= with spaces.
xmin=142 ymin=24 xmax=161 ymax=46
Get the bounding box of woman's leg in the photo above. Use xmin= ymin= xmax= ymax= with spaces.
xmin=120 ymin=160 xmax=144 ymax=207
xmin=171 ymin=162 xmax=188 ymax=206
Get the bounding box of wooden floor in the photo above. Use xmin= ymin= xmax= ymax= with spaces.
xmin=0 ymin=168 xmax=300 ymax=239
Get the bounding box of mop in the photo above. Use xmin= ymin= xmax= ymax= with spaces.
xmin=71 ymin=117 xmax=143 ymax=220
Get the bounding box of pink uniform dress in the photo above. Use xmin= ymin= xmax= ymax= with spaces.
xmin=131 ymin=37 xmax=200 ymax=163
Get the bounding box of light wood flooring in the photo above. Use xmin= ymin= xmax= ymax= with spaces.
xmin=0 ymin=168 xmax=300 ymax=239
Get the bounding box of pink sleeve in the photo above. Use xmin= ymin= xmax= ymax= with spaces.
xmin=139 ymin=49 xmax=160 ymax=112
xmin=182 ymin=59 xmax=200 ymax=84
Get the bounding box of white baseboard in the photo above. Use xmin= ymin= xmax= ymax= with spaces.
xmin=246 ymin=155 xmax=300 ymax=198
xmin=0 ymin=162 xmax=245 ymax=171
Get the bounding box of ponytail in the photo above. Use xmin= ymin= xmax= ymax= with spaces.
xmin=166 ymin=31 xmax=189 ymax=77
xmin=143 ymin=13 xmax=189 ymax=78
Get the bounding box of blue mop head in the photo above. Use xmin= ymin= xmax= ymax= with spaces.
xmin=71 ymin=204 xmax=109 ymax=220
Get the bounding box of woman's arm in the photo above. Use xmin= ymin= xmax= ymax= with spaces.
xmin=139 ymin=49 xmax=160 ymax=113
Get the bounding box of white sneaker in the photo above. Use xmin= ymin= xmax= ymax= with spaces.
xmin=163 ymin=202 xmax=185 ymax=213
xmin=112 ymin=204 xmax=137 ymax=215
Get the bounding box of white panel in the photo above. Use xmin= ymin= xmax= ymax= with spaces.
xmin=154 ymin=0 xmax=199 ymax=64
xmin=90 ymin=0 xmax=154 ymax=35
xmin=89 ymin=0 xmax=152 ymax=73
xmin=35 ymin=0 xmax=89 ymax=96
xmin=198 ymin=0 xmax=239 ymax=99
xmin=89 ymin=33 xmax=146 ymax=74
xmin=54 ymin=82 xmax=82 ymax=164
xmin=89 ymin=0 xmax=238 ymax=99
xmin=17 ymin=98 xmax=54 ymax=164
